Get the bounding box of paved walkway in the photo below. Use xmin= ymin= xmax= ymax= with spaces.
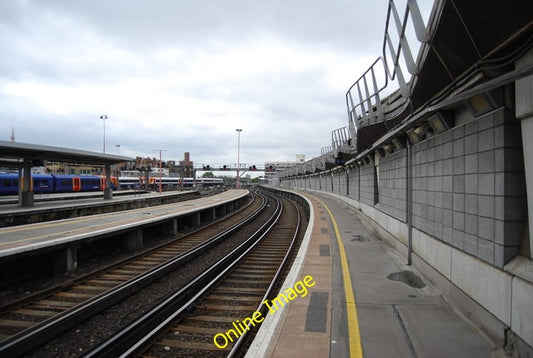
xmin=0 ymin=189 xmax=247 ymax=257
xmin=248 ymin=190 xmax=497 ymax=357
xmin=318 ymin=193 xmax=495 ymax=358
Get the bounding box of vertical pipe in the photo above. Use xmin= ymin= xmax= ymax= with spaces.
xmin=407 ymin=140 xmax=413 ymax=265
xmin=346 ymin=169 xmax=350 ymax=196
xmin=358 ymin=163 xmax=361 ymax=202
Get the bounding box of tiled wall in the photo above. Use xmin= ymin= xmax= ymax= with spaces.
xmin=378 ymin=150 xmax=408 ymax=222
xmin=359 ymin=161 xmax=377 ymax=207
xmin=411 ymin=108 xmax=526 ymax=267
xmin=347 ymin=169 xmax=360 ymax=201
xmin=289 ymin=108 xmax=526 ymax=269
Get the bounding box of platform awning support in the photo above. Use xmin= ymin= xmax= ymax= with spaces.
xmin=21 ymin=159 xmax=34 ymax=207
xmin=104 ymin=164 xmax=113 ymax=200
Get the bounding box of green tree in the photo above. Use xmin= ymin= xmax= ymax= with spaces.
xmin=202 ymin=172 xmax=214 ymax=178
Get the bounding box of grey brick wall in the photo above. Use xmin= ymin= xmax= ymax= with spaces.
xmin=347 ymin=168 xmax=360 ymax=201
xmin=281 ymin=109 xmax=526 ymax=269
xmin=332 ymin=172 xmax=341 ymax=194
xmin=412 ymin=130 xmax=451 ymax=246
xmin=411 ymin=108 xmax=526 ymax=268
xmin=360 ymin=160 xmax=377 ymax=206
xmin=339 ymin=172 xmax=348 ymax=196
xmin=378 ymin=150 xmax=408 ymax=222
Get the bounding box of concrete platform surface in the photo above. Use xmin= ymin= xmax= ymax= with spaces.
xmin=0 ymin=189 xmax=248 ymax=258
xmin=248 ymin=190 xmax=497 ymax=358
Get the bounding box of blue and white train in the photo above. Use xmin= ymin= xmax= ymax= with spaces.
xmin=119 ymin=176 xmax=224 ymax=190
xmin=0 ymin=173 xmax=117 ymax=195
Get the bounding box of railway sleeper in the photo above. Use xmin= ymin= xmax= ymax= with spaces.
xmin=29 ymin=300 xmax=77 ymax=309
xmin=203 ymin=303 xmax=256 ymax=311
xmin=157 ymin=339 xmax=225 ymax=351
xmin=170 ymin=324 xmax=220 ymax=335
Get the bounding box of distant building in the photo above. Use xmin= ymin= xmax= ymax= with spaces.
xmin=46 ymin=162 xmax=103 ymax=175
xmin=264 ymin=155 xmax=304 ymax=185
xmin=43 ymin=152 xmax=194 ymax=179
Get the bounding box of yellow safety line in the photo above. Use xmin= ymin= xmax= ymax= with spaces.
xmin=317 ymin=198 xmax=363 ymax=358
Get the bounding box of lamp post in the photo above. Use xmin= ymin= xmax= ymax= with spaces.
xmin=100 ymin=115 xmax=108 ymax=194
xmin=236 ymin=129 xmax=242 ymax=189
xmin=100 ymin=115 xmax=107 ymax=153
xmin=154 ymin=149 xmax=167 ymax=194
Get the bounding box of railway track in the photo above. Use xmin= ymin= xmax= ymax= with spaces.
xmin=0 ymin=192 xmax=270 ymax=357
xmin=86 ymin=193 xmax=303 ymax=358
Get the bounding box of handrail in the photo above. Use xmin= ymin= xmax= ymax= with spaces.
xmin=346 ymin=57 xmax=388 ymax=132
xmin=345 ymin=0 xmax=428 ymax=134
xmin=331 ymin=126 xmax=351 ymax=154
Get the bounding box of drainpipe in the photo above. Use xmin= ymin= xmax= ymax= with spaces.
xmin=346 ymin=169 xmax=350 ymax=196
xmin=358 ymin=163 xmax=361 ymax=203
xmin=407 ymin=140 xmax=413 ymax=265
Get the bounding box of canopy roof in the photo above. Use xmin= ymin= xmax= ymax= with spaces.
xmin=0 ymin=140 xmax=133 ymax=168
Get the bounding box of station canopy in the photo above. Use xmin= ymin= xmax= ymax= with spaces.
xmin=0 ymin=140 xmax=133 ymax=168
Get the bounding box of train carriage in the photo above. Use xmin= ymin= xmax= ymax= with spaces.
xmin=81 ymin=176 xmax=104 ymax=191
xmin=0 ymin=173 xmax=20 ymax=195
xmin=118 ymin=177 xmax=143 ymax=190
xmin=0 ymin=173 xmax=54 ymax=195
xmin=53 ymin=175 xmax=75 ymax=192
xmin=0 ymin=173 xmax=117 ymax=195
xmin=32 ymin=174 xmax=54 ymax=194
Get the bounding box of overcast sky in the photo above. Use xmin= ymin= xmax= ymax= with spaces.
xmin=1 ymin=1 xmax=399 ymax=168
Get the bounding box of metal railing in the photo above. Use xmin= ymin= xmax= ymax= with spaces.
xmin=332 ymin=126 xmax=351 ymax=155
xmin=346 ymin=0 xmax=429 ymax=134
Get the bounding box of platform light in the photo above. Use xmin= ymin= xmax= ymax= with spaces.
xmin=100 ymin=115 xmax=107 ymax=153
xmin=406 ymin=123 xmax=429 ymax=144
xmin=427 ymin=111 xmax=454 ymax=133
xmin=465 ymin=87 xmax=504 ymax=117
xmin=392 ymin=136 xmax=407 ymax=150
xmin=382 ymin=143 xmax=394 ymax=153
xmin=335 ymin=157 xmax=346 ymax=165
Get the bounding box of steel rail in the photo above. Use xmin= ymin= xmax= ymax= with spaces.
xmin=0 ymin=193 xmax=255 ymax=314
xmin=85 ymin=195 xmax=283 ymax=358
xmin=0 ymin=194 xmax=268 ymax=357
xmin=227 ymin=196 xmax=302 ymax=357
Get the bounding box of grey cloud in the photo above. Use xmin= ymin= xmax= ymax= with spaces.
xmin=1 ymin=0 xmax=389 ymax=166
